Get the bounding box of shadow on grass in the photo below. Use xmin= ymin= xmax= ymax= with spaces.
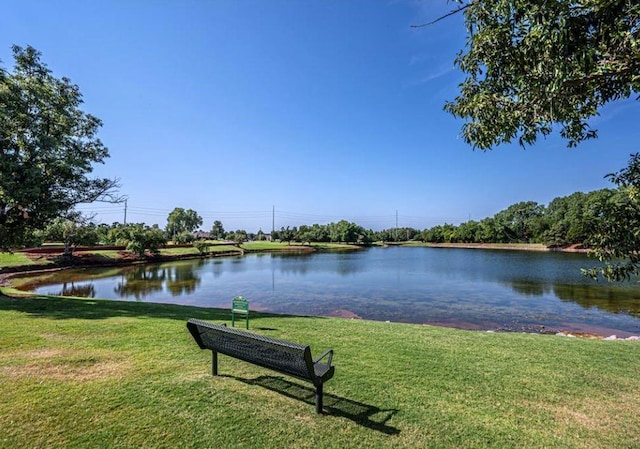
xmin=0 ymin=293 xmax=306 ymax=324
xmin=229 ymin=374 xmax=400 ymax=435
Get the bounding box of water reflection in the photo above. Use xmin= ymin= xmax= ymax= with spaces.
xmin=553 ymin=284 xmax=640 ymax=317
xmin=273 ymin=252 xmax=364 ymax=276
xmin=166 ymin=260 xmax=202 ymax=297
xmin=507 ymin=281 xmax=552 ymax=297
xmin=56 ymin=282 xmax=96 ymax=298
xmin=113 ymin=261 xmax=202 ymax=300
xmin=500 ymin=278 xmax=640 ymax=317
xmin=115 ymin=266 xmax=166 ymax=300
xmin=22 ymin=247 xmax=640 ymax=335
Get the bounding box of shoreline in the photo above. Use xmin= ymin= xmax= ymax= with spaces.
xmin=5 ymin=242 xmax=630 ymax=340
xmin=406 ymin=242 xmax=589 ymax=252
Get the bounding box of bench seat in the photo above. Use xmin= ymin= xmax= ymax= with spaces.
xmin=186 ymin=319 xmax=335 ymax=413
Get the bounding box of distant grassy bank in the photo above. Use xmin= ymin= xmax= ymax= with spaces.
xmin=1 ymin=291 xmax=638 ymax=449
xmin=399 ymin=242 xmax=587 ymax=252
xmin=0 ymin=241 xmax=360 ymax=274
xmin=1 ymin=240 xmax=581 ymax=274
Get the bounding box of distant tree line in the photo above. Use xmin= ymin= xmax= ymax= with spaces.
xmin=419 ymin=189 xmax=618 ymax=247
xmin=266 ymin=187 xmax=623 ymax=249
xmin=32 ymin=187 xmax=626 ymax=258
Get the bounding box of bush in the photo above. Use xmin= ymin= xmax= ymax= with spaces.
xmin=173 ymin=231 xmax=195 ymax=244
xmin=193 ymin=240 xmax=210 ymax=254
xmin=125 ymin=226 xmax=167 ymax=257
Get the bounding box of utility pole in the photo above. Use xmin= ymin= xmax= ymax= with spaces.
xmin=124 ymin=199 xmax=128 ymax=225
xmin=395 ymin=210 xmax=398 ymax=242
xmin=272 ymin=205 xmax=275 ymax=234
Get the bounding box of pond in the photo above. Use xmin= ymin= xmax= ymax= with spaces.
xmin=21 ymin=246 xmax=640 ymax=336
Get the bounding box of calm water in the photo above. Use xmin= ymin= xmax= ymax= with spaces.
xmin=24 ymin=247 xmax=640 ymax=336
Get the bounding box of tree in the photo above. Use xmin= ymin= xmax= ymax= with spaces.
xmin=278 ymin=226 xmax=295 ymax=245
xmin=43 ymin=215 xmax=99 ymax=260
xmin=296 ymin=225 xmax=313 ymax=245
xmin=442 ymin=1 xmax=639 ymax=149
xmin=211 ymin=220 xmax=225 ymax=240
xmin=493 ymin=201 xmax=547 ymax=243
xmin=309 ymin=224 xmax=330 ymax=242
xmin=125 ymin=224 xmax=167 ymax=258
xmin=106 ymin=223 xmax=131 ymax=245
xmin=328 ymin=220 xmax=361 ymax=243
xmin=0 ymin=45 xmax=120 ymax=250
xmin=193 ymin=240 xmax=210 ymax=254
xmin=173 ymin=231 xmax=195 ymax=244
xmin=165 ymin=207 xmax=202 ymax=240
xmin=543 ymin=190 xmax=616 ymax=247
xmin=437 ymin=1 xmax=639 ymax=279
xmin=454 ymin=220 xmax=480 ymax=243
xmin=226 ymin=229 xmax=247 ymax=247
xmin=584 ymin=154 xmax=640 ymax=281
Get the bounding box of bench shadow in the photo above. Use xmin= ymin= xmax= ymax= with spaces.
xmin=226 ymin=374 xmax=400 ymax=435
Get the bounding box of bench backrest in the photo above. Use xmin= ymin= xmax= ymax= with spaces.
xmin=187 ymin=319 xmax=314 ymax=381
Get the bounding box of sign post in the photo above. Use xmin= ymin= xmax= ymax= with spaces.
xmin=231 ymin=296 xmax=249 ymax=329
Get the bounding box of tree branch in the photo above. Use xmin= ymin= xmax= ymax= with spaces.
xmin=410 ymin=3 xmax=472 ymax=28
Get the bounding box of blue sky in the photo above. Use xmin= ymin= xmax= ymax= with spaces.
xmin=2 ymin=1 xmax=639 ymax=232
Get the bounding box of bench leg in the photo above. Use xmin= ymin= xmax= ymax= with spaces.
xmin=315 ymin=383 xmax=323 ymax=414
xmin=211 ymin=351 xmax=218 ymax=376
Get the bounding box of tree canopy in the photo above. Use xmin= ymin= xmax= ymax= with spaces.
xmin=444 ymin=0 xmax=639 ymax=149
xmin=211 ymin=220 xmax=225 ymax=240
xmin=0 ymin=45 xmax=120 ymax=249
xmin=165 ymin=207 xmax=202 ymax=239
xmin=438 ymin=1 xmax=640 ymax=281
xmin=584 ymin=153 xmax=640 ymax=280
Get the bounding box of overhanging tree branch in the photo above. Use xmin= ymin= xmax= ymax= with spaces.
xmin=410 ymin=3 xmax=472 ymax=28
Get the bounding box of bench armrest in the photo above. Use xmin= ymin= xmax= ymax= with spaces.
xmin=313 ymin=349 xmax=333 ymax=366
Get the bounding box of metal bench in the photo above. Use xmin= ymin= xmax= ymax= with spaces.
xmin=186 ymin=319 xmax=335 ymax=414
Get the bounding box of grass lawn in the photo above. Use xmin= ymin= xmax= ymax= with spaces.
xmin=0 ymin=246 xmax=244 ymax=272
xmin=1 ymin=291 xmax=639 ymax=448
xmin=401 ymin=242 xmax=550 ymax=251
xmin=242 ymin=241 xmax=359 ymax=251
xmin=0 ymin=252 xmax=45 ymax=268
xmin=242 ymin=241 xmax=307 ymax=251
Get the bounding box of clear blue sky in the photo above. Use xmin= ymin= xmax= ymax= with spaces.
xmin=2 ymin=1 xmax=638 ymax=232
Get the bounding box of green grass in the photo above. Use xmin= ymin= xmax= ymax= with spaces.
xmin=85 ymin=249 xmax=122 ymax=258
xmin=1 ymin=291 xmax=639 ymax=448
xmin=402 ymin=242 xmax=550 ymax=250
xmin=1 ymin=246 xmax=244 ymax=272
xmin=309 ymin=242 xmax=361 ymax=250
xmin=0 ymin=251 xmax=47 ymax=268
xmin=159 ymin=247 xmax=202 ymax=256
xmin=242 ymin=241 xmax=359 ymax=251
xmin=242 ymin=241 xmax=307 ymax=251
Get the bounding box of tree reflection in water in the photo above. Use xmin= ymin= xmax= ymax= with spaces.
xmin=505 ymin=280 xmax=640 ymax=317
xmin=56 ymin=282 xmax=96 ymax=298
xmin=23 ymin=248 xmax=640 ymax=334
xmin=114 ymin=261 xmax=202 ymax=300
xmin=554 ymin=284 xmax=640 ymax=317
xmin=166 ymin=259 xmax=202 ymax=296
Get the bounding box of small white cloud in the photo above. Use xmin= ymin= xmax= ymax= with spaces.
xmin=418 ymin=65 xmax=455 ymax=84
xmin=405 ymin=64 xmax=456 ymax=88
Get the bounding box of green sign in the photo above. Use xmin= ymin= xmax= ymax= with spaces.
xmin=231 ymin=296 xmax=249 ymax=329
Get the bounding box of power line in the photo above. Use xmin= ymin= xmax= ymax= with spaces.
xmin=75 ymin=203 xmax=469 ymax=231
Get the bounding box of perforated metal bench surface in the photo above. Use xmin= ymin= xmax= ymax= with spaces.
xmin=186 ymin=319 xmax=335 ymax=413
